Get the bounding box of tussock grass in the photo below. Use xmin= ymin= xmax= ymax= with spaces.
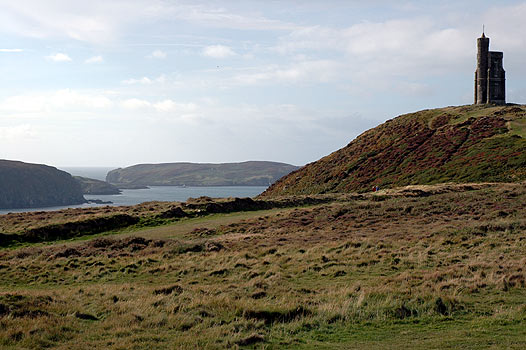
xmin=1 ymin=183 xmax=526 ymax=348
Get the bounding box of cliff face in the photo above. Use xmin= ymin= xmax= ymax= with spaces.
xmin=0 ymin=160 xmax=86 ymax=209
xmin=261 ymin=104 xmax=526 ymax=197
xmin=106 ymin=161 xmax=299 ymax=187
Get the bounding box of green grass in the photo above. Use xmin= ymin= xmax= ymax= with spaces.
xmin=129 ymin=207 xmax=290 ymax=240
xmin=508 ymin=118 xmax=526 ymax=138
xmin=447 ymin=104 xmax=504 ymax=125
xmin=272 ymin=318 xmax=526 ymax=349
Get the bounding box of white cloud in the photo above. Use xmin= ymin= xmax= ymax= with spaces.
xmin=0 ymin=1 xmax=295 ymax=46
xmin=268 ymin=17 xmax=480 ymax=97
xmin=122 ymin=75 xmax=166 ymax=85
xmin=276 ymin=19 xmax=471 ymax=65
xmin=0 ymin=89 xmax=112 ymax=114
xmin=123 ymin=77 xmax=153 ymax=85
xmin=120 ymin=98 xmax=198 ymax=118
xmin=152 ymin=99 xmax=176 ymax=112
xmin=480 ymin=3 xmax=526 ymax=52
xmin=0 ymin=124 xmax=36 ymax=140
xmin=155 ymin=74 xmax=167 ymax=83
xmin=50 ymin=90 xmax=112 ymax=109
xmin=0 ymin=48 xmax=23 ymax=52
xmin=46 ymin=53 xmax=72 ymax=62
xmin=232 ymin=60 xmax=342 ymax=86
xmin=0 ymin=89 xmax=200 ymax=120
xmin=203 ymin=45 xmax=236 ymax=58
xmin=85 ymin=55 xmax=103 ymax=63
xmin=164 ymin=3 xmax=297 ymax=31
xmin=153 ymin=100 xmax=197 ymax=114
xmin=149 ymin=49 xmax=167 ymax=59
xmin=0 ymin=1 xmax=161 ymax=43
xmin=341 ymin=20 xmax=471 ymax=66
xmin=121 ymin=98 xmax=151 ymax=110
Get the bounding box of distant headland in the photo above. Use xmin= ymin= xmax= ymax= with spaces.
xmin=106 ymin=161 xmax=300 ymax=188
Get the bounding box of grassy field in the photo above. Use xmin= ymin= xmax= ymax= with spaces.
xmin=1 ymin=183 xmax=526 ymax=349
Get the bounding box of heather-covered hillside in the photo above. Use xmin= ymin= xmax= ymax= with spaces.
xmin=262 ymin=104 xmax=526 ymax=196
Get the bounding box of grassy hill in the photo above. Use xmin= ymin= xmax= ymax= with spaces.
xmin=261 ymin=104 xmax=526 ymax=197
xmin=106 ymin=161 xmax=299 ymax=188
xmin=0 ymin=183 xmax=525 ymax=348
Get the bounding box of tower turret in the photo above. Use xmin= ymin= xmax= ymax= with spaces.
xmin=474 ymin=32 xmax=505 ymax=105
xmin=475 ymin=33 xmax=489 ymax=104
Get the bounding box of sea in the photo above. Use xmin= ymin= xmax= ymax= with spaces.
xmin=0 ymin=167 xmax=267 ymax=215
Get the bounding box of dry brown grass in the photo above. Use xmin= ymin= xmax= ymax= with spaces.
xmin=1 ymin=182 xmax=526 ymax=349
xmin=0 ymin=201 xmax=178 ymax=234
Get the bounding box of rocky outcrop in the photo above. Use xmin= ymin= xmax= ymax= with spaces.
xmin=0 ymin=160 xmax=86 ymax=209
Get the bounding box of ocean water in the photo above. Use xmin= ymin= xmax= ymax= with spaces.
xmin=59 ymin=166 xmax=116 ymax=181
xmin=85 ymin=186 xmax=267 ymax=206
xmin=0 ymin=185 xmax=268 ymax=215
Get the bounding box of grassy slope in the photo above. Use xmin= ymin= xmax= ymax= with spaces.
xmin=1 ymin=183 xmax=526 ymax=349
xmin=261 ymin=104 xmax=526 ymax=197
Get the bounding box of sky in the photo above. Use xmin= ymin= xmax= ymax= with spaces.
xmin=1 ymin=0 xmax=526 ymax=167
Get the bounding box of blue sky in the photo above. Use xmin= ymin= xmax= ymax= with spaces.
xmin=1 ymin=0 xmax=526 ymax=167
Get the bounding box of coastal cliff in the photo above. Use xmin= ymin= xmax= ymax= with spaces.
xmin=0 ymin=160 xmax=86 ymax=209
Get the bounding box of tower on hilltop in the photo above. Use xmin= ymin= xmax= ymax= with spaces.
xmin=474 ymin=32 xmax=506 ymax=105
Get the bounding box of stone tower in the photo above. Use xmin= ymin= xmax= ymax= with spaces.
xmin=474 ymin=32 xmax=505 ymax=104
